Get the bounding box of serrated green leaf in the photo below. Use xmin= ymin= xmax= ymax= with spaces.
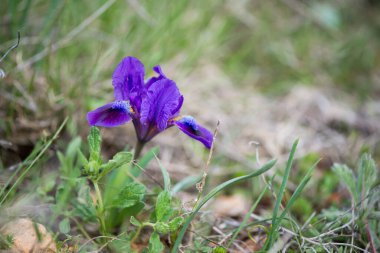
xmin=99 ymin=151 xmax=133 ymax=179
xmin=88 ymin=127 xmax=101 ymax=163
xmin=148 ymin=232 xmax=164 ymax=253
xmin=168 ymin=217 xmax=184 ymax=231
xmin=154 ymin=222 xmax=170 ymax=234
xmin=130 ymin=216 xmax=141 ymax=227
xmin=156 ymin=190 xmax=172 ymax=222
xmin=58 ymin=218 xmax=71 ymax=234
xmin=110 ymin=182 xmax=146 ymax=209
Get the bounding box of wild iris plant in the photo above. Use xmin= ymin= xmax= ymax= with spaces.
xmin=78 ymin=57 xmax=215 ymax=250
xmin=87 ymin=56 xmax=213 ymax=159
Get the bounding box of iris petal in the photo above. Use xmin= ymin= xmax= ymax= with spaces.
xmin=145 ymin=65 xmax=167 ymax=88
xmin=140 ymin=79 xmax=183 ymax=132
xmin=174 ymin=116 xmax=213 ymax=149
xmin=87 ymin=101 xmax=132 ymax=127
xmin=112 ymin=56 xmax=145 ymax=101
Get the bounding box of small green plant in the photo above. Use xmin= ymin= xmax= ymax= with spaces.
xmin=332 ymin=153 xmax=379 ymax=251
xmin=0 ymin=234 xmax=14 ymax=250
xmin=79 ymin=127 xmax=137 ymax=236
xmin=52 ymin=126 xmax=277 ymax=252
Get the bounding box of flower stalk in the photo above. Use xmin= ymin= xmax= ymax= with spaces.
xmin=92 ymin=180 xmax=107 ymax=235
xmin=133 ymin=140 xmax=146 ymax=161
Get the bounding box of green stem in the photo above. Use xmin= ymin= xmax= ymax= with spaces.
xmin=93 ymin=180 xmax=107 ymax=235
xmin=71 ymin=217 xmax=92 ymax=241
xmin=131 ymin=222 xmax=154 ymax=244
xmin=133 ymin=140 xmax=146 ymax=161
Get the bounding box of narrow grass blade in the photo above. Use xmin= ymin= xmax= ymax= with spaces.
xmin=171 ymin=159 xmax=276 ymax=253
xmin=0 ymin=117 xmax=68 ymax=205
xmin=155 ymin=154 xmax=171 ymax=191
xmin=171 ymin=174 xmax=203 ymax=195
xmin=0 ymin=141 xmax=44 ymax=199
xmin=278 ymin=162 xmax=317 ymax=222
xmin=266 ymin=139 xmax=298 ymax=248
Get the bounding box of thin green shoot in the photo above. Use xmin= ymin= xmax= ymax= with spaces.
xmin=265 ymin=139 xmax=298 ymax=248
xmin=0 ymin=117 xmax=68 ymax=206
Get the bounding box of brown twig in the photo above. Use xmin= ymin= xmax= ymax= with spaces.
xmin=194 ymin=120 xmax=220 ymax=208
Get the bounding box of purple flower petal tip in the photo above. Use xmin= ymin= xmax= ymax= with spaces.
xmin=175 ymin=116 xmax=213 ymax=149
xmin=87 ymin=101 xmax=132 ymax=127
xmin=112 ymin=56 xmax=145 ymax=101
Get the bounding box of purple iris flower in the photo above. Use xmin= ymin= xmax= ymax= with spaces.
xmin=87 ymin=56 xmax=213 ymax=152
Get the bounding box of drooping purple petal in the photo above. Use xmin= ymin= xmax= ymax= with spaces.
xmin=112 ymin=56 xmax=145 ymax=101
xmin=140 ymin=79 xmax=183 ymax=132
xmin=87 ymin=101 xmax=133 ymax=127
xmin=174 ymin=116 xmax=213 ymax=149
xmin=145 ymin=65 xmax=167 ymax=88
xmin=171 ymin=95 xmax=184 ymax=115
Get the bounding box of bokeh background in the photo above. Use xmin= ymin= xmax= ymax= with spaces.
xmin=1 ymin=0 xmax=380 ymax=250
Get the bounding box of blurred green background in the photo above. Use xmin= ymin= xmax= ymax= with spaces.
xmin=1 ymin=0 xmax=380 ymax=158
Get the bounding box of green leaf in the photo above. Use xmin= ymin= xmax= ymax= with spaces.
xmin=213 ymin=246 xmax=228 ymax=253
xmin=99 ymin=151 xmax=133 ymax=179
xmin=278 ymin=163 xmax=316 ymax=222
xmin=148 ymin=232 xmax=164 ymax=253
xmin=130 ymin=216 xmax=142 ymax=227
xmin=154 ymin=222 xmax=170 ymax=234
xmin=108 ymin=238 xmax=132 ymax=252
xmin=88 ymin=127 xmax=101 ymax=163
xmin=358 ymin=153 xmax=377 ymax=199
xmin=332 ymin=163 xmax=356 ymax=201
xmin=110 ymin=182 xmax=146 ymax=209
xmin=78 ymin=150 xmax=88 ymax=167
xmin=156 ymin=190 xmax=173 ymax=222
xmin=168 ymin=217 xmax=184 ymax=231
xmin=123 ymin=202 xmax=145 ymax=217
xmin=66 ymin=137 xmax=82 ymax=159
xmin=155 ymin=155 xmax=171 ymax=191
xmin=172 ymin=159 xmax=276 ymax=253
xmin=72 ymin=184 xmax=97 ymax=221
xmin=58 ymin=218 xmax=71 ymax=234
xmin=271 ymin=140 xmax=298 ymax=228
